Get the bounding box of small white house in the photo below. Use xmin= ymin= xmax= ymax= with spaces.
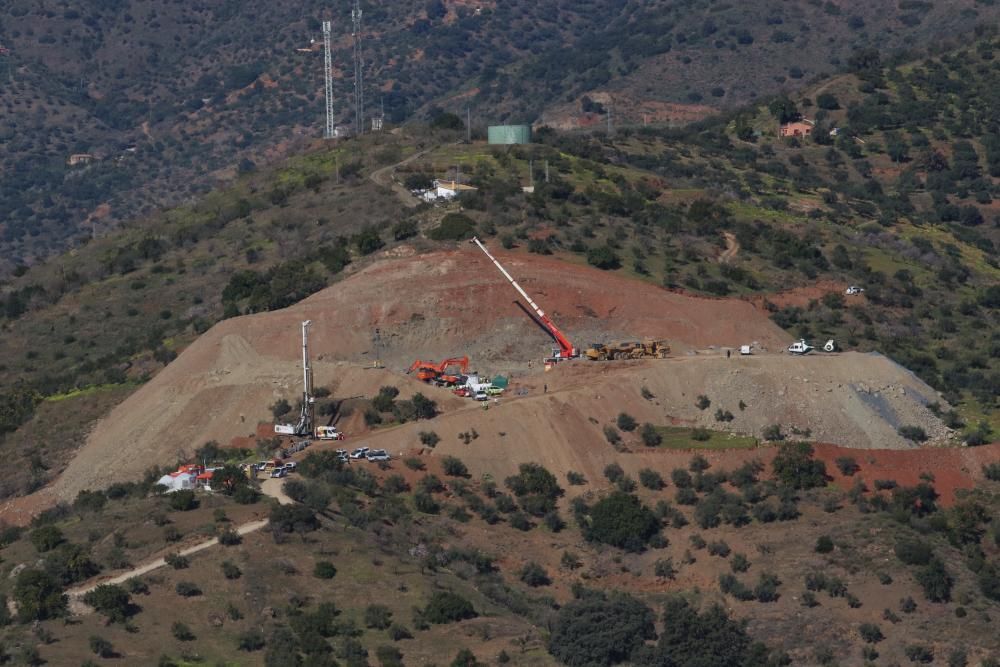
xmin=156 ymin=472 xmax=196 ymax=493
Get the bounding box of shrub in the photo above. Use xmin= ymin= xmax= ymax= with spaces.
xmin=314 ymin=561 xmax=337 ymax=579
xmin=731 ymin=553 xmax=750 ymax=572
xmin=898 ymin=425 xmax=928 ymax=442
xmin=442 ymin=455 xmax=470 ymax=477
xmin=414 ymin=492 xmax=440 ymax=514
xmin=270 ymin=504 xmax=320 ymax=536
xmin=754 ymin=573 xmax=781 ymax=602
xmin=671 ymin=468 xmax=693 ymax=488
xmin=616 ymin=413 xmax=637 ymax=432
xmin=566 ymin=471 xmax=587 ymax=485
xmin=900 ymin=596 xmax=917 ymax=613
xmin=165 ymin=553 xmax=189 ymax=569
xmin=905 ymin=645 xmax=934 ymax=663
xmin=429 ymin=213 xmax=475 ymax=241
xmin=520 ymin=562 xmax=551 ymax=587
xmin=586 ymin=246 xmax=621 ymax=270
xmin=423 ymin=591 xmax=477 ymax=624
xmin=915 ymin=558 xmax=953 ymax=602
xmin=172 ymin=622 xmax=195 ymax=641
xmin=365 ymin=604 xmax=393 ymax=629
xmin=835 ymin=455 xmax=859 ymax=475
xmin=708 ymin=541 xmax=731 ymax=558
xmin=82 ymin=584 xmax=132 ymax=623
xmin=604 ymin=463 xmax=625 ymax=482
xmin=695 ymin=395 xmax=711 ymax=410
xmin=30 ymin=526 xmax=65 ymax=552
xmin=175 ymin=581 xmax=202 ymax=597
xmin=238 ymin=630 xmax=266 ymax=651
xmin=762 ymin=424 xmax=784 ymax=441
xmin=640 ymin=423 xmax=662 ymax=447
xmin=638 ymin=468 xmax=664 ymax=490
xmin=404 ymin=457 xmax=425 ymax=471
xmin=221 ymin=561 xmax=242 ymax=580
xmin=895 ymin=538 xmax=933 ymax=565
xmin=603 ymin=425 xmax=621 ymax=445
xmin=815 ymin=535 xmax=834 ymax=554
xmin=859 ymin=622 xmax=883 ymax=643
xmin=654 ymin=558 xmax=677 ymax=579
xmin=691 ymin=427 xmax=711 ymax=441
xmin=772 ymin=442 xmax=826 ymax=489
xmin=714 ymin=409 xmax=734 ymax=422
xmin=89 ymin=636 xmax=114 ymax=658
xmin=14 ymin=569 xmax=66 ymax=622
xmin=388 ymin=623 xmax=413 ymax=641
xmin=548 ymin=591 xmax=655 ymax=666
xmin=218 ymin=528 xmax=242 ymax=546
xmin=419 ymin=431 xmax=440 ymax=447
xmin=584 ymin=492 xmax=659 ymax=551
xmin=689 ymin=455 xmax=710 ymax=473
xmin=676 ymin=487 xmax=698 ymax=505
xmin=168 ymin=490 xmax=198 ymax=511
xmin=982 ymin=462 xmax=1000 ymax=481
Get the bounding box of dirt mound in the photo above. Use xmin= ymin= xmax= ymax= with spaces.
xmin=33 ymin=248 xmax=962 ymax=511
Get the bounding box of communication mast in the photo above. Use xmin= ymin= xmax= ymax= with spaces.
xmin=351 ymin=0 xmax=364 ymax=135
xmin=322 ymin=21 xmax=335 ymax=139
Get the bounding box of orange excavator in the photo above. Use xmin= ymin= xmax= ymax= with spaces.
xmin=407 ymin=356 xmax=470 ymax=385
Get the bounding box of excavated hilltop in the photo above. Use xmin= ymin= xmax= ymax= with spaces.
xmin=38 ymin=247 xmax=958 ymax=502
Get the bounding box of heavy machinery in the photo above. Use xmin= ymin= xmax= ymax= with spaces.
xmin=470 ymin=237 xmax=578 ymax=363
xmin=275 ymin=320 xmax=316 ymax=436
xmin=406 ymin=356 xmax=470 ymax=385
xmin=585 ymin=339 xmax=670 ymax=361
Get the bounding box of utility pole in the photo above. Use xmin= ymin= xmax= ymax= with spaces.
xmin=607 ymin=102 xmax=613 ymax=136
xmin=322 ymin=21 xmax=335 ymax=139
xmin=528 ymin=160 xmax=533 ymax=188
xmin=352 ymin=0 xmax=364 ymax=136
xmin=466 ymin=106 xmax=471 ymax=143
xmin=545 ymin=160 xmax=550 ymax=183
xmin=372 ymin=328 xmax=383 ymax=369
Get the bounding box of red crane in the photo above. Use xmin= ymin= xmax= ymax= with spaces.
xmin=471 ymin=237 xmax=578 ymax=362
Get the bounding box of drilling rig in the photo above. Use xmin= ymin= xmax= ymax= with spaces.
xmin=275 ymin=320 xmax=316 ymax=436
xmin=471 ymin=237 xmax=578 ymax=364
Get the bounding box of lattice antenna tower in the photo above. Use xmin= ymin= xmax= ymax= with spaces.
xmin=322 ymin=21 xmax=334 ymax=139
xmin=351 ymin=0 xmax=364 ymax=135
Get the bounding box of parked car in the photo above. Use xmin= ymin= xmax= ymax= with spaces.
xmin=486 ymin=386 xmax=504 ymax=396
xmin=270 ymin=467 xmax=288 ymax=478
xmin=366 ymin=449 xmax=390 ymax=462
xmin=349 ymin=447 xmax=370 ymax=459
xmin=283 ymin=462 xmax=297 ymax=471
xmin=474 ymin=391 xmax=488 ymax=401
xmin=845 ymin=286 xmax=864 ymax=295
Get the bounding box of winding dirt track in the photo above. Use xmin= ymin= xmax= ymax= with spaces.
xmin=66 ymin=477 xmax=293 ymax=611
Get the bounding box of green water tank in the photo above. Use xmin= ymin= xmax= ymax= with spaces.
xmin=487 ymin=124 xmax=531 ymax=145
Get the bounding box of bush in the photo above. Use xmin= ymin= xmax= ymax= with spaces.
xmin=172 ymin=622 xmax=195 ymax=641
xmin=388 ymin=623 xmax=413 ymax=641
xmin=762 ymin=424 xmax=785 ymax=441
xmin=915 ymin=558 xmax=953 ymax=602
xmin=175 ymin=581 xmax=202 ymax=597
xmin=754 ymin=572 xmax=781 ymax=602
xmin=731 ymin=553 xmax=750 ymax=573
xmin=815 ymin=535 xmax=834 ymax=554
xmin=165 ymin=552 xmax=189 ymax=569
xmin=221 ymin=560 xmax=241 ymax=580
xmin=218 ymin=528 xmax=242 ymax=546
xmin=859 ymin=622 xmax=883 ymax=643
xmin=586 ymin=246 xmax=621 ymax=270
xmin=168 ymin=490 xmax=198 ymax=511
xmin=584 ymin=492 xmax=660 ymax=551
xmin=429 ymin=213 xmax=476 ymax=241
xmin=30 ymin=525 xmax=65 ymax=553
xmin=691 ymin=428 xmax=711 ymax=442
xmin=14 ymin=569 xmax=66 ymax=622
xmin=365 ymin=604 xmax=393 ymax=629
xmin=640 ymin=423 xmax=662 ymax=447
xmin=423 ymin=591 xmax=477 ymax=624
xmin=905 ymin=645 xmax=934 ymax=663
xmin=314 ymin=561 xmax=337 ymax=579
xmin=89 ymin=635 xmax=114 ymax=658
xmin=894 ymin=538 xmax=933 ymax=565
xmin=520 ymin=562 xmax=551 ymax=587
xmin=898 ymin=425 xmax=928 ymax=442
xmin=566 ymin=471 xmax=587 ymax=485
xmin=238 ymin=630 xmax=266 ymax=651
xmin=548 ymin=591 xmax=655 ymax=666
xmin=82 ymin=584 xmax=132 ymax=623
xmin=419 ymin=431 xmax=440 ymax=447
xmin=638 ymin=468 xmax=664 ymax=490
xmin=671 ymin=468 xmax=693 ymax=488
xmin=708 ymin=540 xmax=731 ymax=558
xmin=442 ymin=456 xmax=469 ymax=477
xmin=984 ymin=463 xmax=1000 ymax=481
xmin=603 ymin=463 xmax=624 ymax=483
xmin=695 ymin=395 xmax=711 ymax=410
xmin=835 ymin=456 xmax=858 ymax=475
xmin=616 ymin=413 xmax=637 ymax=432
xmin=603 ymin=425 xmax=621 ymax=445
xmin=270 ymin=504 xmax=320 ymax=536
xmin=772 ymin=442 xmax=826 ymax=489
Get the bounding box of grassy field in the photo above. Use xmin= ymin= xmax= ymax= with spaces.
xmin=654 ymin=426 xmax=759 ymax=450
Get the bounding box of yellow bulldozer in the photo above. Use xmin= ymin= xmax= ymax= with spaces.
xmin=585 ymin=339 xmax=671 ymax=361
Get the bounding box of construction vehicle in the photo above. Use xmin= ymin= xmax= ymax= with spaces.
xmin=406 ymin=356 xmax=470 ymax=385
xmin=470 ymin=237 xmax=578 ymax=363
xmin=275 ymin=321 xmax=316 ymax=436
xmin=585 ymin=339 xmax=671 ymax=361
xmin=787 ymin=339 xmax=814 ymax=355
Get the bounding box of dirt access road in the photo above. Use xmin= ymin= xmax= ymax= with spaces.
xmin=66 ymin=478 xmax=292 ymax=610
xmin=369 ymin=144 xmax=439 ymax=208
